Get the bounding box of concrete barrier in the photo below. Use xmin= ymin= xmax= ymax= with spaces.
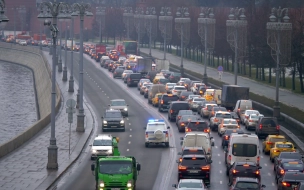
xmin=0 ymin=42 xmax=61 ymax=158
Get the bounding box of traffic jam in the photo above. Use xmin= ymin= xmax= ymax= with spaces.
xmin=84 ymin=43 xmax=304 ymax=190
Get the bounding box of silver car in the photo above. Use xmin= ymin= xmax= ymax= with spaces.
xmin=241 ymin=110 xmax=260 ymax=124
xmin=245 ymin=114 xmax=263 ymax=130
xmin=172 ymin=179 xmax=207 ymax=189
xmin=145 ymin=119 xmax=170 ymax=147
xmin=108 ymin=99 xmax=128 ymax=117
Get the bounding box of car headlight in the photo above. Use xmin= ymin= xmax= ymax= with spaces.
xmin=100 ymin=181 xmax=105 ymax=187
xmin=120 ymin=120 xmax=124 ymax=124
xmin=124 ymin=108 xmax=128 ymax=111
xmin=103 ymin=120 xmax=107 ymax=124
xmin=92 ymin=149 xmax=97 ymax=153
xmin=107 ymin=149 xmax=113 ymax=154
xmin=127 ymin=180 xmax=132 ymax=187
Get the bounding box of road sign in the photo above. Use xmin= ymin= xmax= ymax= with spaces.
xmin=217 ymin=66 xmax=223 ymax=72
xmin=66 ymin=99 xmax=76 ymax=108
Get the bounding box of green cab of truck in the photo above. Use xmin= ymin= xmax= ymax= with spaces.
xmin=91 ymin=156 xmax=141 ymax=190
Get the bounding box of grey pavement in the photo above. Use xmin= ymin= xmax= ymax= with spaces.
xmin=141 ymin=48 xmax=304 ymax=112
xmin=0 ymin=51 xmax=95 ymax=190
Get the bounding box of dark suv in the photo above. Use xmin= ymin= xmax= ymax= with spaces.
xmin=126 ymin=73 xmax=142 ymax=87
xmin=168 ymin=101 xmax=190 ymax=121
xmin=101 ymin=110 xmax=125 ymax=132
xmin=158 ymin=94 xmax=179 ymax=112
xmin=145 ymin=71 xmax=158 ymax=81
xmin=255 ymin=117 xmax=279 ymax=138
xmin=177 ymin=155 xmax=212 ymax=184
xmin=185 ymin=120 xmax=210 ymax=133
xmin=227 ymin=161 xmax=262 ymax=185
xmin=169 ymin=72 xmax=181 ymax=83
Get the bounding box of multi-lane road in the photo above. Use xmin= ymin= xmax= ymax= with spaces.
xmin=50 ymin=51 xmax=277 ymax=190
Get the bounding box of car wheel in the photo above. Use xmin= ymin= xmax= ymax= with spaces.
xmin=226 ymin=167 xmax=229 ymax=176
xmin=125 ymin=113 xmax=128 ymax=117
xmin=90 ymin=156 xmax=94 ymax=160
xmin=145 ymin=143 xmax=149 ymax=148
xmin=165 ymin=142 xmax=169 ymax=147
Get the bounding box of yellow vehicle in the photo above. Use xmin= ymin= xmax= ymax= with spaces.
xmin=262 ymin=134 xmax=286 ymax=154
xmin=270 ymin=141 xmax=296 ymax=162
xmin=152 ymin=93 xmax=165 ymax=107
xmin=153 ymin=74 xmax=165 ymax=84
xmin=204 ymin=89 xmax=214 ymax=102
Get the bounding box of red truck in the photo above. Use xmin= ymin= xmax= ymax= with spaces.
xmin=95 ymin=44 xmax=107 ymax=62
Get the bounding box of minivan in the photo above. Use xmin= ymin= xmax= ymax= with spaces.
xmin=233 ymin=100 xmax=253 ymax=117
xmin=168 ymin=101 xmax=190 ymax=121
xmin=126 ymin=73 xmax=142 ymax=87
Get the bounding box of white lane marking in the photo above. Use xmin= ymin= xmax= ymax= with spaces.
xmin=264 ymin=163 xmax=267 ymax=167
xmin=129 ymin=135 xmax=132 ymax=137
xmin=268 ymin=173 xmax=271 ymax=176
xmin=220 ymin=181 xmax=222 ymax=184
xmin=215 ymin=146 xmax=218 ymax=149
xmin=219 ymin=170 xmax=222 ymax=173
xmin=130 ymin=129 xmax=132 ymax=131
xmin=218 ymin=154 xmax=220 ymax=156
xmin=128 ymin=141 xmax=131 ymax=144
xmin=129 ymin=123 xmax=131 ymax=125
xmin=102 ymin=90 xmax=104 ymax=92
xmin=272 ymin=183 xmax=275 ymax=186
xmin=107 ymin=96 xmax=109 ymax=98
xmin=127 ymin=118 xmax=129 ymax=120
xmin=219 ymin=161 xmax=221 ymax=164
xmin=127 ymin=149 xmax=129 ymax=151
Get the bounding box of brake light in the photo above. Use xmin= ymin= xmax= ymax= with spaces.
xmin=200 ymin=90 xmax=203 ymax=93
xmin=178 ymin=165 xmax=187 ymax=170
xmin=273 ymin=149 xmax=280 ymax=153
xmin=178 ymin=116 xmax=181 ymax=120
xmin=225 ymin=135 xmax=229 ymax=140
xmin=243 ymin=164 xmax=249 ymax=167
xmin=145 ymin=132 xmax=148 ymax=138
xmin=282 ymin=182 xmax=291 ymax=187
xmin=185 ymin=128 xmax=191 ymax=132
xmin=181 ymin=123 xmax=184 ymax=126
xmin=257 ymin=156 xmax=260 ymax=164
xmin=232 ymin=169 xmax=238 ymax=174
xmin=245 ymin=116 xmax=249 ymax=119
xmin=181 ymin=96 xmax=185 ymax=99
xmin=267 ymin=142 xmax=273 ymax=144
xmin=165 ymin=132 xmax=168 ymax=138
xmin=280 ymin=169 xmax=285 ymax=175
xmin=255 ymin=170 xmax=260 ymax=175
xmin=249 ymin=120 xmax=253 ymax=122
xmin=214 ymin=118 xmax=219 ymax=122
xmin=276 ymin=125 xmax=280 ymax=130
xmin=204 ymin=129 xmax=210 ymax=133
xmin=259 ymin=124 xmax=262 ymax=129
xmin=161 ymin=100 xmax=164 ymax=104
xmin=228 ymin=155 xmax=231 ymax=162
xmin=204 ymin=107 xmax=207 ymax=110
xmin=179 ymin=158 xmax=182 ymax=162
xmin=201 ymin=165 xmax=210 ymax=170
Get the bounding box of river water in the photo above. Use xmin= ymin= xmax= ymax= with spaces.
xmin=0 ymin=61 xmax=37 ymax=145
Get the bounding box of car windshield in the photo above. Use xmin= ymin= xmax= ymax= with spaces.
xmin=179 ymin=110 xmax=193 ymax=115
xmin=99 ymin=161 xmax=132 ymax=174
xmin=124 ymin=70 xmax=133 ymax=73
xmin=236 ymin=182 xmax=259 ymax=189
xmin=173 ymin=73 xmax=181 ymax=76
xmin=179 ymin=182 xmax=203 ymax=188
xmin=270 ymin=137 xmax=286 ymax=142
xmin=147 ymin=123 xmax=166 ymax=130
xmin=175 ymin=87 xmax=186 ymax=90
xmin=232 ymin=144 xmax=257 ymax=157
xmin=223 ymin=120 xmax=238 ymax=125
xmin=216 ymin=113 xmax=231 ymax=118
xmin=105 ymin=112 xmax=121 ymax=118
xmin=276 ymin=144 xmax=293 ymax=148
xmin=111 ymin=100 xmax=126 ymax=106
xmin=246 ymin=110 xmax=259 ymax=115
xmin=250 ymin=115 xmax=259 ymax=119
xmin=167 ymin=83 xmax=175 ymax=87
xmin=181 ymin=115 xmax=198 ymax=121
xmin=280 ymin=153 xmax=302 ymax=159
xmin=225 ymin=130 xmax=243 ymax=135
xmin=181 ymin=157 xmax=207 ymax=165
xmin=283 ymin=162 xmax=303 ymax=169
xmin=140 ymin=79 xmax=150 ymax=83
xmin=187 ymin=122 xmax=208 ymax=131
xmin=284 ymin=173 xmax=304 ymax=180
xmin=163 ymin=95 xmax=179 ymax=102
xmin=93 ymin=139 xmax=112 ymax=146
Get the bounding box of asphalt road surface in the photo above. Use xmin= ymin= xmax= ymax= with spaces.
xmin=50 ymin=50 xmax=277 ymax=190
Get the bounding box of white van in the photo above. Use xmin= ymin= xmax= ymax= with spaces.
xmin=180 ymin=132 xmax=214 ymax=158
xmin=233 ymin=100 xmax=253 ymax=117
xmin=213 ymin=89 xmax=222 ymax=105
xmin=224 ymin=133 xmax=260 ymax=174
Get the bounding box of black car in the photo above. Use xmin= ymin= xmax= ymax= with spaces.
xmin=176 ymin=110 xmax=194 ymax=125
xmin=104 ymin=59 xmax=112 ymax=68
xmin=169 ymin=72 xmax=181 ymax=83
xmin=126 ymin=73 xmax=142 ymax=87
xmin=113 ymin=68 xmax=124 ymax=78
xmin=177 ymin=155 xmax=212 ymax=184
xmin=123 ymin=73 xmax=132 ymax=83
xmin=146 ymin=71 xmax=158 ymax=81
xmin=275 ymin=160 xmax=304 ymax=183
xmin=101 ymin=110 xmax=125 ymax=132
xmin=221 ymin=129 xmax=244 ymax=148
xmin=228 ymin=161 xmax=262 ymax=184
xmin=168 ymin=101 xmax=190 ymax=122
xmin=274 ymin=152 xmax=304 ymax=173
xmin=177 ymin=115 xmax=201 ymax=132
xmin=185 ymin=120 xmax=210 ymax=133
xmin=158 ymin=94 xmax=179 ymax=112
xmin=277 ymin=172 xmax=304 ymax=190
xmin=229 ymin=177 xmax=266 ymax=190
xmin=179 ymin=91 xmax=194 ymax=101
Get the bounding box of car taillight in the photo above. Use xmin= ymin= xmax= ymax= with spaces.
xmin=178 ymin=116 xmax=181 ymax=120
xmin=259 ymin=124 xmax=262 ymax=129
xmin=179 ymin=158 xmax=182 ymax=162
xmin=249 ymin=120 xmax=253 ymax=122
xmin=161 ymin=100 xmax=164 ymax=104
xmin=201 ymin=165 xmax=210 ymax=170
xmin=267 ymin=142 xmax=273 ymax=145
xmin=280 ymin=169 xmax=285 ymax=175
xmin=178 ymin=165 xmax=187 ymax=170
xmin=214 ymin=118 xmax=218 ymax=122
xmin=276 ymin=125 xmax=280 ymax=130
xmin=204 ymin=107 xmax=207 ymax=110
xmin=282 ymin=182 xmax=291 ymax=187
xmin=232 ymin=169 xmax=238 ymax=174
xmin=273 ymin=149 xmax=280 ymax=153
xmin=257 ymin=156 xmax=260 ymax=164
xmin=204 ymin=129 xmax=210 ymax=133
xmin=200 ymin=90 xmax=203 ymax=93
xmin=228 ymin=155 xmax=231 ymax=162
xmin=245 ymin=116 xmax=249 ymax=119
xmin=181 ymin=96 xmax=185 ymax=99
xmin=255 ymin=170 xmax=260 ymax=175
xmin=185 ymin=128 xmax=191 ymax=132
xmin=145 ymin=132 xmax=148 ymax=138
xmin=170 ymin=110 xmax=173 ymax=114
xmin=170 ymin=76 xmax=174 ymax=78
xmin=181 ymin=123 xmax=185 ymax=126
xmin=165 ymin=132 xmax=168 ymax=137
xmin=225 ymin=135 xmax=229 ymax=140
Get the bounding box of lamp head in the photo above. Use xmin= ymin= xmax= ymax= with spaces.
xmin=0 ymin=10 xmax=9 ymax=22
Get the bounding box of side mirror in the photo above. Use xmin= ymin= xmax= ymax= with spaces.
xmin=209 ymin=160 xmax=213 ymax=164
xmin=91 ymin=163 xmax=95 ymax=171
xmin=210 ymin=137 xmax=214 ymax=139
xmin=180 ymin=141 xmax=183 ymax=146
xmin=258 ymin=166 xmax=262 ymax=169
xmin=137 ymin=164 xmax=141 ymax=171
xmin=178 ymin=152 xmax=182 ymax=155
xmin=108 ymin=104 xmax=110 ymax=106
xmin=180 ymin=137 xmax=184 ymax=140
xmin=172 ymin=184 xmax=177 ymax=188
xmin=89 ymin=144 xmax=92 ymax=146
xmin=167 ymin=126 xmax=170 ymax=129
xmin=261 ymin=185 xmax=266 ymax=188
xmin=144 ymin=127 xmax=146 ymax=129
xmin=101 ymin=116 xmax=104 ymax=119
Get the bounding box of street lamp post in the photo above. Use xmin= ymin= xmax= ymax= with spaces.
xmin=159 ymin=7 xmax=173 ymax=60
xmin=134 ymin=7 xmax=145 ymax=54
xmin=60 ymin=10 xmax=71 ymax=81
xmin=0 ymin=1 xmax=9 ymax=30
xmin=198 ymin=7 xmax=216 ymax=85
xmin=226 ymin=7 xmax=247 ymax=85
xmin=145 ymin=7 xmax=157 ymax=56
xmin=123 ymin=7 xmax=134 ymax=40
xmin=58 ymin=19 xmax=63 ymax=72
xmin=37 ymin=1 xmax=69 ymax=169
xmin=68 ymin=15 xmax=75 ymax=92
xmin=72 ymin=3 xmax=93 ymax=132
xmin=96 ymin=7 xmax=105 ymax=43
xmin=267 ymin=7 xmax=292 ymax=119
xmin=175 ymin=7 xmax=191 ymax=77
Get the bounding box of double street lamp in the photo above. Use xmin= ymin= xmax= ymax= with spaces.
xmin=226 ymin=7 xmax=247 ymax=85
xmin=198 ymin=7 xmax=216 ymax=85
xmin=123 ymin=7 xmax=134 ymax=40
xmin=267 ymin=7 xmax=292 ymax=119
xmin=72 ymin=3 xmax=93 ymax=132
xmin=159 ymin=7 xmax=173 ymax=60
xmin=144 ymin=7 xmax=157 ymax=56
xmin=68 ymin=14 xmax=76 ymax=92
xmin=175 ymin=7 xmax=191 ymax=77
xmin=134 ymin=7 xmax=145 ymax=54
xmin=37 ymin=1 xmax=69 ymax=169
xmin=96 ymin=7 xmax=105 ymax=43
xmin=0 ymin=0 xmax=9 ymax=25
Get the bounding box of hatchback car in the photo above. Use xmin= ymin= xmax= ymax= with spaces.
xmin=221 ymin=129 xmax=244 ymax=148
xmin=172 ymin=85 xmax=187 ymax=96
xmin=140 ymin=83 xmax=152 ymax=95
xmin=144 ymin=119 xmax=170 ymax=147
xmin=218 ymin=119 xmax=239 ymax=136
xmin=172 ymin=179 xmax=207 ymax=190
xmin=185 ymin=120 xmax=210 ymax=134
xmin=176 ymin=110 xmax=194 ymax=125
xmin=241 ymin=110 xmax=260 ymax=124
xmin=245 ymin=114 xmax=260 ymax=130
xmin=121 ymin=70 xmax=133 ymax=80
xmin=274 ymin=152 xmax=304 ymax=173
xmin=169 ymin=72 xmax=181 ymax=83
xmin=138 ymin=79 xmax=151 ymax=90
xmin=113 ymin=68 xmax=124 ymax=78
xmin=189 ymin=98 xmax=206 ymax=112
xmin=229 ymin=177 xmax=266 ymax=190
xmin=179 ymin=91 xmax=194 ymax=101
xmin=275 ymin=160 xmax=304 ymax=183
xmin=228 ymin=162 xmax=262 ymax=185
xmin=262 ymin=134 xmax=286 ymax=154
xmin=209 ymin=111 xmax=232 ymax=131
xmin=165 ymin=83 xmax=176 ymax=93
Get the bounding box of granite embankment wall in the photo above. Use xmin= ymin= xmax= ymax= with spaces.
xmin=0 ymin=42 xmax=61 ymax=158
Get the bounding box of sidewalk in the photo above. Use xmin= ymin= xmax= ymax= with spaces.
xmin=0 ymin=51 xmax=95 ymax=190
xmin=140 ymin=48 xmax=304 ymax=112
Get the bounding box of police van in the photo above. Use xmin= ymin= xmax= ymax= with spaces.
xmin=224 ymin=132 xmax=260 ymax=175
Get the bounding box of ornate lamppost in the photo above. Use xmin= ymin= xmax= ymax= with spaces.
xmin=175 ymin=7 xmax=191 ymax=77
xmin=134 ymin=7 xmax=145 ymax=54
xmin=0 ymin=1 xmax=9 ymax=36
xmin=267 ymin=7 xmax=292 ymax=118
xmin=226 ymin=7 xmax=247 ymax=85
xmin=37 ymin=1 xmax=69 ymax=169
xmin=159 ymin=7 xmax=173 ymax=60
xmin=96 ymin=6 xmax=105 ymax=43
xmin=123 ymin=7 xmax=134 ymax=40
xmin=72 ymin=2 xmax=93 ymax=132
xmin=145 ymin=7 xmax=157 ymax=56
xmin=60 ymin=9 xmax=71 ymax=81
xmin=198 ymin=7 xmax=216 ymax=85
xmin=68 ymin=13 xmax=76 ymax=92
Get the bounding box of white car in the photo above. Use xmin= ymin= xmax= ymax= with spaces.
xmin=172 ymin=179 xmax=207 ymax=189
xmin=218 ymin=118 xmax=239 ymax=136
xmin=145 ymin=119 xmax=170 ymax=147
xmin=241 ymin=110 xmax=260 ymax=124
xmin=19 ymin=40 xmax=27 ymax=46
xmin=90 ymin=134 xmax=116 ymax=160
xmin=171 ymin=85 xmax=187 ymax=96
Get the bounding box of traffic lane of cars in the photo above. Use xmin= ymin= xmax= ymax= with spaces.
xmin=108 ymin=73 xmax=278 ymax=189
xmin=61 ymin=52 xmax=166 ymax=190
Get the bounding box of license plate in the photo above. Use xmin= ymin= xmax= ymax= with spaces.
xmin=111 ymin=126 xmax=117 ymax=128
xmin=149 ymin=137 xmax=156 ymax=140
xmin=188 ymin=170 xmax=199 ymax=173
xmin=133 ymin=81 xmax=138 ymax=83
xmin=292 ymin=185 xmax=297 ymax=188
